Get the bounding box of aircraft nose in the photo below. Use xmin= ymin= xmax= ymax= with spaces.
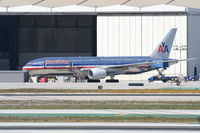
xmin=22 ymin=66 xmax=26 ymax=71
xmin=22 ymin=66 xmax=28 ymax=71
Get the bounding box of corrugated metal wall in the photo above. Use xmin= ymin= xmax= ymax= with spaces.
xmin=187 ymin=14 xmax=200 ymax=76
xmin=97 ymin=14 xmax=187 ymax=80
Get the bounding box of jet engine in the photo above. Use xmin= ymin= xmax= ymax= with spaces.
xmin=88 ymin=68 xmax=107 ymax=79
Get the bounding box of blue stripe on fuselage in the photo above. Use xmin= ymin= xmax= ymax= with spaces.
xmin=25 ymin=56 xmax=173 ymax=68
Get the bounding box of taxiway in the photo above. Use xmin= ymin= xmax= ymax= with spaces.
xmin=1 ymin=93 xmax=200 ymax=101
xmin=0 ymin=80 xmax=199 ymax=89
xmin=0 ymin=122 xmax=200 ymax=132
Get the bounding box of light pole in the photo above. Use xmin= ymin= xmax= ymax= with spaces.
xmin=173 ymin=45 xmax=187 ymax=75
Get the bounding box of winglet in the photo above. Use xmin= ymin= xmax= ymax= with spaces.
xmin=151 ymin=28 xmax=177 ymax=59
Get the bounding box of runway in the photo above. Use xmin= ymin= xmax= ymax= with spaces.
xmin=1 ymin=93 xmax=200 ymax=101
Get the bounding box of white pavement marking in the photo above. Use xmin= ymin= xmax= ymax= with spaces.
xmin=1 ymin=95 xmax=200 ymax=101
xmin=0 ymin=109 xmax=200 ymax=115
xmin=0 ymin=122 xmax=200 ymax=127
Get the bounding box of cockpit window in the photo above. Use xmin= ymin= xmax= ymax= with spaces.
xmin=26 ymin=61 xmax=44 ymax=66
xmin=26 ymin=63 xmax=33 ymax=66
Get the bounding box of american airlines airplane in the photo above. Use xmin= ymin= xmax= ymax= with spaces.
xmin=22 ymin=28 xmax=179 ymax=81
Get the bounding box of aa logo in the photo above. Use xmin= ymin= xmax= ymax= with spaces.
xmin=158 ymin=42 xmax=169 ymax=54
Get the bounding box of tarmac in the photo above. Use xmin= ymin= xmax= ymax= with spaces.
xmin=1 ymin=93 xmax=200 ymax=101
xmin=0 ymin=122 xmax=200 ymax=133
xmin=0 ymin=80 xmax=199 ymax=89
xmin=0 ymin=81 xmax=200 ymax=133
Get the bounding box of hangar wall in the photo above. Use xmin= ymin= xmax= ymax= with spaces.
xmin=97 ymin=13 xmax=187 ymax=80
xmin=187 ymin=14 xmax=200 ymax=76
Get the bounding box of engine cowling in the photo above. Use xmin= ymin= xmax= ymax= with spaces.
xmin=88 ymin=68 xmax=107 ymax=79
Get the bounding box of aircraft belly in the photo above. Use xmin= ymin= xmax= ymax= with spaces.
xmin=124 ymin=68 xmax=153 ymax=75
xmin=128 ymin=67 xmax=141 ymax=72
xmin=108 ymin=67 xmax=145 ymax=76
xmin=28 ymin=69 xmax=72 ymax=76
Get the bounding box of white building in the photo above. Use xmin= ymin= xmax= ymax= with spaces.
xmin=97 ymin=7 xmax=200 ymax=80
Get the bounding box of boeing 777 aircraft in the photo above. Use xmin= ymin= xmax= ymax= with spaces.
xmin=23 ymin=28 xmax=179 ymax=81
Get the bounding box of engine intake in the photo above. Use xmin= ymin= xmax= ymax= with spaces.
xmin=88 ymin=68 xmax=107 ymax=79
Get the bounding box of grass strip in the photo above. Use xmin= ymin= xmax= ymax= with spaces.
xmin=0 ymin=89 xmax=200 ymax=93
xmin=0 ymin=116 xmax=197 ymax=123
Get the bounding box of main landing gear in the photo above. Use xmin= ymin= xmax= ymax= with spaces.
xmin=106 ymin=76 xmax=119 ymax=83
xmin=86 ymin=76 xmax=119 ymax=83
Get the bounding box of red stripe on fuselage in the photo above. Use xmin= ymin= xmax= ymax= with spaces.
xmin=22 ymin=66 xmax=96 ymax=70
xmin=139 ymin=65 xmax=149 ymax=68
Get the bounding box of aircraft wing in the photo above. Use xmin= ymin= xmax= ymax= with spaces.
xmin=79 ymin=58 xmax=194 ymax=71
xmin=76 ymin=58 xmax=196 ymax=78
xmin=105 ymin=58 xmax=195 ymax=70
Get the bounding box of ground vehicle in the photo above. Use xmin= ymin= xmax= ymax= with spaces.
xmin=184 ymin=75 xmax=199 ymax=81
xmin=148 ymin=76 xmax=178 ymax=83
xmin=148 ymin=76 xmax=181 ymax=85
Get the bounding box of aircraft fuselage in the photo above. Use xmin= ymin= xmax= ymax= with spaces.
xmin=22 ymin=56 xmax=176 ymax=77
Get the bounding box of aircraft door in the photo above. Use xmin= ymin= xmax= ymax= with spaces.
xmin=69 ymin=61 xmax=73 ymax=69
xmin=43 ymin=61 xmax=46 ymax=68
xmin=33 ymin=62 xmax=45 ymax=69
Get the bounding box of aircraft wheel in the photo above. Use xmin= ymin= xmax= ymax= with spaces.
xmin=176 ymin=81 xmax=181 ymax=86
xmin=128 ymin=83 xmax=144 ymax=86
xmin=106 ymin=79 xmax=119 ymax=83
xmin=87 ymin=79 xmax=100 ymax=83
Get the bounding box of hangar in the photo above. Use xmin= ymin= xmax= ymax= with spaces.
xmin=0 ymin=0 xmax=200 ymax=80
xmin=97 ymin=9 xmax=200 ymax=80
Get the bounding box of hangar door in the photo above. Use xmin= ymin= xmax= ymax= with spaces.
xmin=0 ymin=15 xmax=97 ymax=70
xmin=97 ymin=14 xmax=187 ymax=80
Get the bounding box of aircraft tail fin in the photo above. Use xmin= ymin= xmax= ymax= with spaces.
xmin=151 ymin=28 xmax=177 ymax=59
